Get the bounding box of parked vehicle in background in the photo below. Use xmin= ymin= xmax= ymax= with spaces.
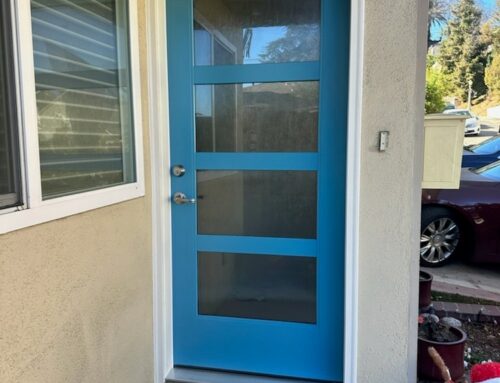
xmin=443 ymin=108 xmax=481 ymax=135
xmin=462 ymin=136 xmax=500 ymax=168
xmin=421 ymin=161 xmax=500 ymax=267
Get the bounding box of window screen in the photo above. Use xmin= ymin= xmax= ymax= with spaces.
xmin=0 ymin=1 xmax=22 ymax=209
xmin=31 ymin=0 xmax=136 ymax=199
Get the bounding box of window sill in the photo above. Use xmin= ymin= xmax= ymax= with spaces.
xmin=0 ymin=182 xmax=145 ymax=234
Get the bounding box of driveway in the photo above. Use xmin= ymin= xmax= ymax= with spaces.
xmin=463 ymin=118 xmax=500 ymax=146
xmin=422 ymin=262 xmax=500 ymax=302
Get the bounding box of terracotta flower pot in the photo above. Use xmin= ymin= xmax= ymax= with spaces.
xmin=419 ymin=271 xmax=433 ymax=309
xmin=417 ymin=326 xmax=467 ymax=381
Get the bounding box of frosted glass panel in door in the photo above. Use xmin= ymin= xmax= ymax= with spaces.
xmin=197 ymin=171 xmax=317 ymax=238
xmin=198 ymin=252 xmax=317 ymax=323
xmin=195 ymin=82 xmax=319 ymax=152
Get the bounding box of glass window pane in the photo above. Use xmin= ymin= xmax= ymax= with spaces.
xmin=481 ymin=162 xmax=500 ymax=181
xmin=31 ymin=0 xmax=136 ymax=199
xmin=197 ymin=171 xmax=317 ymax=239
xmin=194 ymin=0 xmax=320 ymax=65
xmin=198 ymin=252 xmax=316 ymax=323
xmin=473 ymin=137 xmax=500 ymax=155
xmin=0 ymin=1 xmax=21 ymax=209
xmin=195 ymin=82 xmax=319 ymax=152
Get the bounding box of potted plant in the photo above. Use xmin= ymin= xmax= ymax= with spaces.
xmin=419 ymin=270 xmax=433 ymax=309
xmin=418 ymin=315 xmax=467 ymax=381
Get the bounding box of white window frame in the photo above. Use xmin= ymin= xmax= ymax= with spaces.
xmin=0 ymin=0 xmax=145 ymax=234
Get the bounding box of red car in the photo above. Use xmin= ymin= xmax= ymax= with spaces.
xmin=421 ymin=160 xmax=500 ymax=266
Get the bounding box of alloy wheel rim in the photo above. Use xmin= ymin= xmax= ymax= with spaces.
xmin=420 ymin=218 xmax=460 ymax=264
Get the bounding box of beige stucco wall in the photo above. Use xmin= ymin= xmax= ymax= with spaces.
xmin=0 ymin=1 xmax=153 ymax=382
xmin=357 ymin=0 xmax=428 ymax=382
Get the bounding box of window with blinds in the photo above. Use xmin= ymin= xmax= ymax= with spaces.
xmin=0 ymin=1 xmax=22 ymax=209
xmin=31 ymin=0 xmax=135 ymax=199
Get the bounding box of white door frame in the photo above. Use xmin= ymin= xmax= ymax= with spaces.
xmin=147 ymin=0 xmax=365 ymax=381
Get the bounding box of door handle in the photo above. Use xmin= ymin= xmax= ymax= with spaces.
xmin=173 ymin=192 xmax=197 ymax=205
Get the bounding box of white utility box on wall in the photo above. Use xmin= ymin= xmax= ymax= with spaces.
xmin=422 ymin=115 xmax=466 ymax=189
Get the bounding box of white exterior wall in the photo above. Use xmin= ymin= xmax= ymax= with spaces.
xmin=487 ymin=106 xmax=500 ymax=119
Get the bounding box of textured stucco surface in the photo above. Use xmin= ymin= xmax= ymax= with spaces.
xmin=0 ymin=1 xmax=153 ymax=382
xmin=357 ymin=0 xmax=428 ymax=382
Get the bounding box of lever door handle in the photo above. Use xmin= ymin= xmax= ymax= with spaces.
xmin=173 ymin=192 xmax=197 ymax=205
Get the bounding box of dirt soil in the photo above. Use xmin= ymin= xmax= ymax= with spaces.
xmin=464 ymin=321 xmax=500 ymax=366
xmin=419 ymin=322 xmax=462 ymax=343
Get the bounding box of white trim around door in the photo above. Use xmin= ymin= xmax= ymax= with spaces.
xmin=147 ymin=0 xmax=173 ymax=382
xmin=344 ymin=0 xmax=364 ymax=382
xmin=148 ymin=0 xmax=365 ymax=381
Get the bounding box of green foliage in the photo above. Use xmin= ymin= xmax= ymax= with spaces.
xmin=485 ymin=54 xmax=500 ymax=93
xmin=483 ymin=2 xmax=500 ymax=96
xmin=489 ymin=1 xmax=500 ymax=54
xmin=438 ymin=0 xmax=490 ymax=101
xmin=425 ymin=67 xmax=448 ymax=113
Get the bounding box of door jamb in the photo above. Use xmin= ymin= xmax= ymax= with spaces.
xmin=344 ymin=0 xmax=364 ymax=382
xmin=147 ymin=0 xmax=365 ymax=381
xmin=147 ymin=0 xmax=173 ymax=382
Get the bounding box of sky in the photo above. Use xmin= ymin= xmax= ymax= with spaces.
xmin=431 ymin=0 xmax=498 ymax=40
xmin=480 ymin=0 xmax=497 ymax=13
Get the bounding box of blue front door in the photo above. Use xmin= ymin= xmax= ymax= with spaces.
xmin=167 ymin=1 xmax=349 ymax=381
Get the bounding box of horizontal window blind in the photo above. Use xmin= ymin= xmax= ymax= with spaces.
xmin=32 ymin=0 xmax=135 ymax=199
xmin=0 ymin=1 xmax=22 ymax=209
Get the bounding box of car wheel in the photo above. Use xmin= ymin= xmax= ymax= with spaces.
xmin=420 ymin=208 xmax=463 ymax=267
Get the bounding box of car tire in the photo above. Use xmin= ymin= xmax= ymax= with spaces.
xmin=420 ymin=207 xmax=464 ymax=267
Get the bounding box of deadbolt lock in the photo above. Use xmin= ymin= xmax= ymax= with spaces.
xmin=171 ymin=165 xmax=186 ymax=177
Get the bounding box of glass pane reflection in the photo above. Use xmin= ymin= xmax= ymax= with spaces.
xmin=195 ymin=82 xmax=319 ymax=152
xmin=194 ymin=0 xmax=320 ymax=65
xmin=198 ymin=252 xmax=317 ymax=323
xmin=197 ymin=171 xmax=317 ymax=239
xmin=31 ymin=0 xmax=136 ymax=199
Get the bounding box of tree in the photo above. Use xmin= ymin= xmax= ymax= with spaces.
xmin=439 ymin=0 xmax=490 ymax=101
xmin=489 ymin=0 xmax=500 ymax=53
xmin=425 ymin=57 xmax=451 ymax=113
xmin=428 ymin=0 xmax=449 ymax=49
xmin=493 ymin=0 xmax=500 ymax=26
xmin=483 ymin=1 xmax=500 ymax=95
xmin=485 ymin=54 xmax=500 ymax=93
xmin=425 ymin=76 xmax=446 ymax=113
xmin=259 ymin=25 xmax=319 ymax=63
